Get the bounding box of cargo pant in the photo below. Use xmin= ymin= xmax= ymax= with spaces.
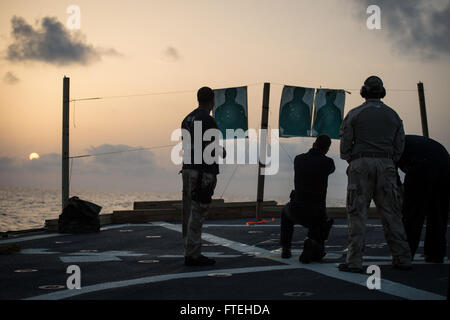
xmin=346 ymin=158 xmax=411 ymax=268
xmin=182 ymin=169 xmax=217 ymax=258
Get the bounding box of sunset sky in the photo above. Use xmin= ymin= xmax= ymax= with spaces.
xmin=1 ymin=0 xmax=449 ymax=202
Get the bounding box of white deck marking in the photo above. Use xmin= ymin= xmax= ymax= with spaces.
xmin=60 ymin=255 xmax=122 ymax=263
xmin=100 ymin=223 xmax=155 ymax=230
xmin=25 ymin=265 xmax=299 ymax=300
xmin=0 ymin=233 xmax=69 ymax=244
xmin=20 ymin=248 xmax=60 ymax=255
xmin=300 ymin=263 xmax=446 ymax=300
xmin=159 ymin=252 xmax=241 ymax=258
xmin=202 ymin=224 xmax=450 ymax=228
xmin=202 ymin=224 xmax=363 ymax=228
xmin=59 ymin=251 xmax=146 ymax=263
xmin=18 ymin=245 xmax=147 ymax=263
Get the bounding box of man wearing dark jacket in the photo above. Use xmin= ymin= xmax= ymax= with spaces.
xmin=181 ymin=86 xmax=223 ymax=266
xmin=398 ymin=135 xmax=450 ymax=263
xmin=280 ymin=135 xmax=335 ymax=263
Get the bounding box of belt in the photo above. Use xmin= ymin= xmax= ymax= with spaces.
xmin=351 ymin=152 xmax=393 ymax=161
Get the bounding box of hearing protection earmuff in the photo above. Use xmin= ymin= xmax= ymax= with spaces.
xmin=360 ymin=75 xmax=386 ymax=99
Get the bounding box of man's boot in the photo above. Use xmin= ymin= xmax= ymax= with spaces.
xmin=309 ymin=238 xmax=326 ymax=262
xmin=185 ymin=255 xmax=216 ymax=266
xmin=322 ymin=218 xmax=334 ymax=241
xmin=281 ymin=247 xmax=292 ymax=259
xmin=299 ymin=238 xmax=313 ymax=264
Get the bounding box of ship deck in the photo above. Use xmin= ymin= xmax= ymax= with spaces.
xmin=0 ymin=218 xmax=448 ymax=301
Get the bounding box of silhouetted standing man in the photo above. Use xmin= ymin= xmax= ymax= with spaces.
xmin=181 ymin=87 xmax=222 ymax=266
xmin=398 ymin=135 xmax=450 ymax=263
xmin=339 ymin=75 xmax=412 ymax=273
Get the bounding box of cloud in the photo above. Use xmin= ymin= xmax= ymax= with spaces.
xmin=356 ymin=0 xmax=450 ymax=59
xmin=27 ymin=153 xmax=60 ymax=170
xmin=0 ymin=153 xmax=60 ymax=171
xmin=3 ymin=71 xmax=19 ymax=85
xmin=5 ymin=16 xmax=120 ymax=65
xmin=0 ymin=157 xmax=15 ymax=170
xmin=162 ymin=46 xmax=181 ymax=62
xmin=0 ymin=153 xmax=61 ymax=188
xmin=82 ymin=144 xmax=158 ymax=175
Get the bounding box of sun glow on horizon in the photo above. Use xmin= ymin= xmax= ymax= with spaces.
xmin=29 ymin=153 xmax=40 ymax=160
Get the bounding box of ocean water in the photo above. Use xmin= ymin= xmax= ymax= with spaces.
xmin=0 ymin=186 xmax=180 ymax=232
xmin=0 ymin=186 xmax=346 ymax=232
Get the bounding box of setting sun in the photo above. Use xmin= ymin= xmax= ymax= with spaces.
xmin=29 ymin=152 xmax=40 ymax=160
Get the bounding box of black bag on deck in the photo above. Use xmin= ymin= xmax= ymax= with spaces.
xmin=58 ymin=196 xmax=102 ymax=234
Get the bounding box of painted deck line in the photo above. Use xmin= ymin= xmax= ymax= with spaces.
xmin=198 ymin=224 xmax=450 ymax=228
xmin=202 ymin=224 xmax=378 ymax=228
xmin=24 ymin=264 xmax=300 ymax=300
xmin=157 ymin=222 xmax=282 ymax=262
xmin=300 ymin=263 xmax=446 ymax=300
xmin=100 ymin=223 xmax=155 ymax=230
xmin=0 ymin=233 xmax=69 ymax=244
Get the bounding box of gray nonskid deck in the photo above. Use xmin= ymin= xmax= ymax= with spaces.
xmin=0 ymin=218 xmax=448 ymax=300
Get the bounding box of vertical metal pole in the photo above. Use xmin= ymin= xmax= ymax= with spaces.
xmin=417 ymin=82 xmax=429 ymax=138
xmin=256 ymin=83 xmax=270 ymax=220
xmin=62 ymin=77 xmax=70 ymax=211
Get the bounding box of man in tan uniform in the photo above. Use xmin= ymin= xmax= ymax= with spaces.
xmin=339 ymin=76 xmax=412 ymax=273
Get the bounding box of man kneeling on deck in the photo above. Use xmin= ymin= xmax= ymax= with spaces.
xmin=280 ymin=135 xmax=335 ymax=263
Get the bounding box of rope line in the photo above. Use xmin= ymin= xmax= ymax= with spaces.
xmin=279 ymin=142 xmax=295 ymax=163
xmin=68 ymin=82 xmax=418 ymax=103
xmin=267 ymin=121 xmax=295 ymax=163
xmin=69 ymin=82 xmax=265 ymax=103
xmin=72 ymin=100 xmax=76 ymax=128
xmin=70 ymin=90 xmax=195 ymax=102
xmin=69 ymin=144 xmax=177 ymax=159
xmin=68 ymin=139 xmax=298 ymax=161
xmin=69 ymin=157 xmax=74 ymax=189
xmin=220 ymin=164 xmax=239 ymax=199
